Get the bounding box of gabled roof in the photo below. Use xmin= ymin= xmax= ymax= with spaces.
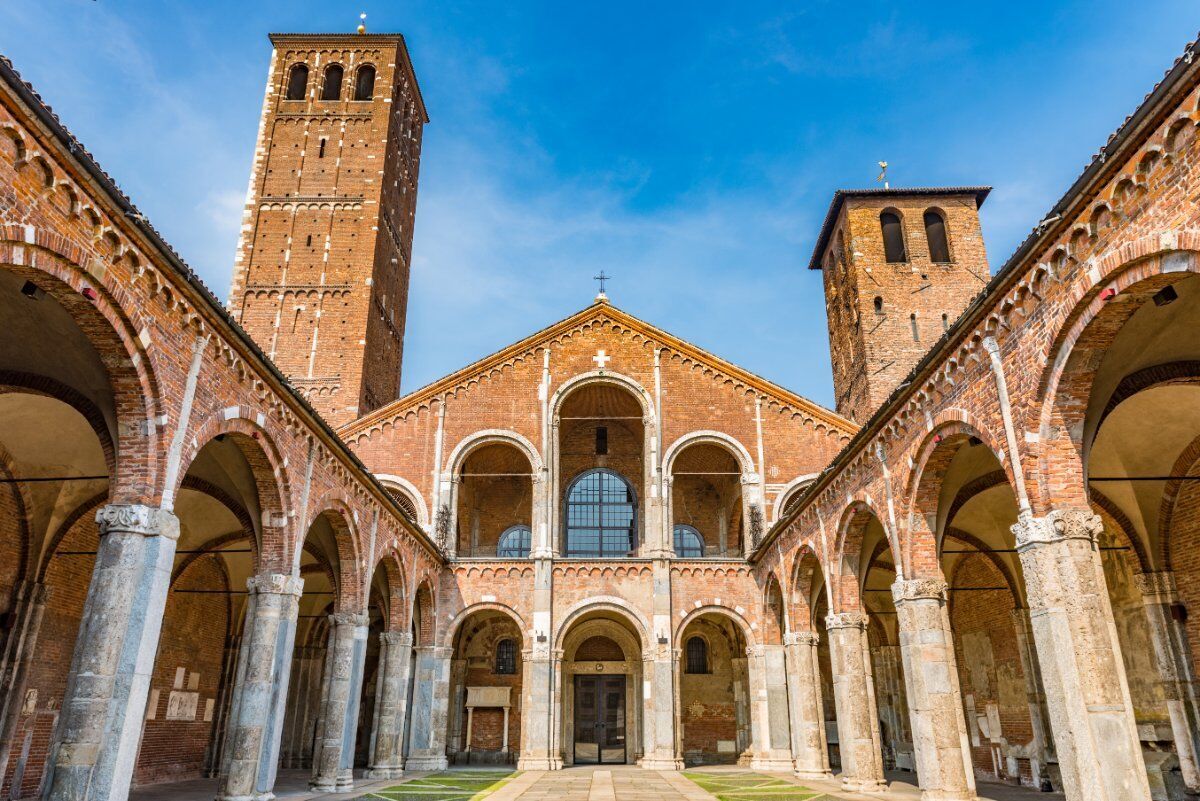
xmin=807 ymin=187 xmax=991 ymax=270
xmin=341 ymin=299 xmax=856 ymax=437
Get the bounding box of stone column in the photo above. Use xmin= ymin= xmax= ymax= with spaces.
xmin=1011 ymin=509 xmax=1151 ymax=801
xmin=367 ymin=631 xmax=414 ymax=779
xmin=0 ymin=581 xmax=47 ymax=785
xmin=405 ymin=645 xmax=451 ymax=770
xmin=825 ymin=611 xmax=887 ymax=793
xmin=639 ymin=650 xmax=683 ymax=768
xmin=892 ymin=578 xmax=976 ymax=801
xmin=518 ymin=644 xmax=561 ymax=769
xmin=44 ymin=504 xmax=178 ymax=801
xmin=1008 ymin=608 xmax=1053 ymax=787
xmin=785 ymin=632 xmax=832 ymax=779
xmin=1135 ymin=571 xmax=1200 ymax=793
xmin=216 ymin=573 xmax=303 ymax=801
xmin=747 ymin=644 xmax=795 ymax=770
xmin=309 ymin=612 xmax=369 ymax=793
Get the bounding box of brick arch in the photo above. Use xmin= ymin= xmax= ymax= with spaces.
xmin=444 ymin=428 xmax=543 ymax=475
xmin=0 ymin=441 xmax=33 ymax=588
xmin=662 ymin=430 xmax=755 ymax=476
xmin=300 ymin=497 xmax=361 ymax=613
xmin=1158 ymin=431 xmax=1200 ymax=570
xmin=177 ymin=413 xmax=292 ymax=573
xmin=773 ymin=473 xmax=820 ymax=523
xmin=409 ymin=578 xmax=435 ymax=646
xmin=674 ymin=604 xmax=757 ymax=649
xmin=374 ymin=473 xmax=429 ymax=529
xmin=555 ymin=596 xmax=651 ymax=653
xmin=1089 ymin=488 xmax=1154 ymax=573
xmin=550 ymin=370 xmax=655 ymax=423
xmin=439 ymin=602 xmax=529 ymax=650
xmin=903 ymin=417 xmax=1016 ymax=580
xmin=1 ymin=235 xmax=164 ymax=504
xmin=0 ymin=371 xmax=116 ymax=479
xmin=760 ymin=571 xmax=787 ymax=644
xmin=832 ymin=496 xmax=895 ymax=613
xmin=942 ymin=527 xmax=1024 ymax=608
xmin=368 ymin=547 xmax=407 ymax=631
xmin=1034 ymin=245 xmax=1200 ymax=513
xmin=788 ymin=543 xmax=830 ymax=633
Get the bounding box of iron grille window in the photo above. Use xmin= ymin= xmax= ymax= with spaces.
xmin=565 ymin=469 xmax=635 ymax=558
xmin=673 ymin=524 xmax=704 ymax=558
xmin=496 ymin=525 xmax=532 ymax=558
xmin=495 ymin=638 xmax=517 ymax=675
xmin=685 ymin=636 xmax=709 ymax=674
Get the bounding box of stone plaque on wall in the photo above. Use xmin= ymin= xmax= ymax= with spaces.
xmin=166 ymin=690 xmax=199 ymax=721
xmin=465 ymin=686 xmax=511 ymax=708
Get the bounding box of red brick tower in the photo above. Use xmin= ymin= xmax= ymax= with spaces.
xmin=229 ymin=33 xmax=427 ymax=427
xmin=811 ymin=188 xmax=991 ymax=423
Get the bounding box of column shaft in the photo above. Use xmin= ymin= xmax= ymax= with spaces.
xmin=0 ymin=581 xmax=47 ymax=785
xmin=216 ymin=573 xmax=303 ymax=801
xmin=893 ymin=578 xmax=976 ymax=801
xmin=1009 ymin=608 xmax=1053 ymax=788
xmin=309 ymin=613 xmax=368 ymax=793
xmin=826 ymin=611 xmax=887 ymax=793
xmin=366 ymin=631 xmax=413 ymax=779
xmin=1012 ymin=509 xmax=1151 ymax=801
xmin=748 ymin=644 xmax=794 ymax=770
xmin=404 ymin=646 xmax=451 ymax=771
xmin=785 ymin=632 xmax=831 ymax=779
xmin=46 ymin=504 xmax=178 ymax=801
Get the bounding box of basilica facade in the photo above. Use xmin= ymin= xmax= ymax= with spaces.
xmin=1 ymin=25 xmax=1199 ymax=801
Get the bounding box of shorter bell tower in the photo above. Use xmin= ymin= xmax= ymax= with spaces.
xmin=811 ymin=187 xmax=991 ymax=423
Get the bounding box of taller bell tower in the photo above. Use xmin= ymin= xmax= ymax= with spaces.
xmin=229 ymin=32 xmax=427 ymax=427
xmin=812 ymin=188 xmax=991 ymax=423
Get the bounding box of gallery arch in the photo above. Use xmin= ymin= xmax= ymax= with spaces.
xmin=667 ymin=440 xmax=747 ymax=558
xmin=453 ymin=442 xmax=534 ymax=558
xmin=676 ymin=611 xmax=750 ymax=765
xmin=445 ymin=608 xmax=524 ymax=764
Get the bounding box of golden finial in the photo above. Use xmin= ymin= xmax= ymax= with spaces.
xmin=357 ymin=12 xmax=367 ymax=34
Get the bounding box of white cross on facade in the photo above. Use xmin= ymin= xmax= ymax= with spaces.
xmin=593 ymin=349 xmax=611 ymax=369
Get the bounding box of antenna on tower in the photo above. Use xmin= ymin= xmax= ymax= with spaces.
xmin=877 ymin=161 xmax=889 ymax=190
xmin=357 ymin=12 xmax=367 ymax=34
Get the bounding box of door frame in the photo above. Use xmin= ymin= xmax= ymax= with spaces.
xmin=572 ymin=674 xmax=627 ymax=765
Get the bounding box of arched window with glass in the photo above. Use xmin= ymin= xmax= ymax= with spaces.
xmin=673 ymin=524 xmax=705 ymax=558
xmin=494 ymin=638 xmax=517 ymax=675
xmin=285 ymin=64 xmax=309 ymax=100
xmin=565 ymin=469 xmax=636 ymax=557
xmin=496 ymin=525 xmax=531 ymax=558
xmin=685 ymin=636 xmax=709 ymax=674
xmin=354 ymin=65 xmax=376 ymax=101
xmin=321 ymin=64 xmax=344 ymax=100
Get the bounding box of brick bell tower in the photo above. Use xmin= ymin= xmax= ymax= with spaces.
xmin=811 ymin=188 xmax=991 ymax=423
xmin=229 ymin=32 xmax=427 ymax=427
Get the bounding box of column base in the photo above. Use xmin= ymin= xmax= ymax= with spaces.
xmin=750 ymin=758 xmax=796 ymax=772
xmin=365 ymin=766 xmax=405 ymax=779
xmin=915 ymin=792 xmax=979 ymax=801
xmin=516 ymin=757 xmax=563 ymax=770
xmin=403 ymin=756 xmax=449 ymax=771
xmin=842 ymin=777 xmax=889 ymax=794
xmin=638 ymin=757 xmax=685 ymax=770
xmin=214 ymin=794 xmax=275 ymax=801
xmin=794 ymin=769 xmax=833 ymax=781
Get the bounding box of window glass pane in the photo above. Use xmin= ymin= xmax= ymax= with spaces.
xmin=497 ymin=525 xmax=531 ymax=558
xmin=673 ymin=525 xmax=704 ymax=557
xmin=566 ymin=469 xmax=635 ymax=557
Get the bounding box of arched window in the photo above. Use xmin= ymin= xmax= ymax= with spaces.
xmin=496 ymin=525 xmax=532 ymax=558
xmin=685 ymin=636 xmax=709 ymax=674
xmin=565 ymin=469 xmax=635 ymax=557
xmin=924 ymin=209 xmax=951 ymax=263
xmin=285 ymin=64 xmax=308 ymax=100
xmin=321 ymin=64 xmax=344 ymax=100
xmin=880 ymin=211 xmax=907 ymax=263
xmin=673 ymin=524 xmax=704 ymax=558
xmin=354 ymin=65 xmax=376 ymax=101
xmin=910 ymin=312 xmax=920 ymax=342
xmin=873 ymin=296 xmax=884 ymax=314
xmin=495 ymin=638 xmax=517 ymax=675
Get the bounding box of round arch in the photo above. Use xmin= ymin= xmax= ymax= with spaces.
xmin=298 ymin=497 xmax=361 ymax=612
xmin=439 ymin=601 xmax=529 ymax=650
xmin=444 ymin=428 xmax=544 ymax=476
xmin=662 ymin=430 xmax=755 ymax=476
xmin=550 ymin=370 xmax=654 ymax=422
xmin=773 ymin=473 xmax=820 ymax=523
xmin=674 ymin=603 xmax=757 ymax=648
xmin=554 ymin=596 xmax=651 ymax=653
xmin=833 ymin=496 xmax=899 ymax=612
xmin=375 ymin=473 xmax=430 ymax=530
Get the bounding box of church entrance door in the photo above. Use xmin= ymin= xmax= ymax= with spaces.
xmin=573 ymin=675 xmax=626 ymax=764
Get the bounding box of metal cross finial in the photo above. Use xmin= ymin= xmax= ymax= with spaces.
xmin=594 ymin=270 xmax=611 ymax=296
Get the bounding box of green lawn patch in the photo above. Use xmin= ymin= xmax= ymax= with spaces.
xmin=682 ymin=771 xmax=829 ymax=801
xmin=363 ymin=770 xmax=517 ymax=801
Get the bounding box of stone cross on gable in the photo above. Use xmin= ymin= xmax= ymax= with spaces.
xmin=593 ymin=349 xmax=611 ymax=369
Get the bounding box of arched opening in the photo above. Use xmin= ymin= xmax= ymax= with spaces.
xmin=880 ymin=210 xmax=907 ymax=263
xmin=353 ymin=555 xmax=406 ymax=771
xmin=320 ymin=64 xmax=343 ymax=101
xmin=354 ymin=65 xmax=376 ymax=101
xmin=0 ymin=265 xmax=146 ymax=796
xmin=447 ymin=609 xmax=523 ymax=765
xmin=455 ymin=442 xmax=533 ymax=558
xmin=924 ymin=209 xmax=951 ymax=263
xmin=677 ymin=611 xmax=751 ymax=765
xmin=285 ymin=64 xmax=308 ymax=100
xmin=558 ymin=609 xmax=645 ymax=765
xmin=669 ymin=441 xmax=744 ymax=557
xmin=791 ymin=549 xmax=835 ymax=776
xmin=557 ymin=381 xmax=645 ymax=556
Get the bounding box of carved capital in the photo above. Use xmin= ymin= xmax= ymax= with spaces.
xmin=784 ymin=631 xmax=819 ymax=647
xmin=247 ymin=572 xmax=304 ymax=596
xmin=96 ymin=504 xmax=179 ymax=540
xmin=824 ymin=611 xmax=869 ymax=631
xmin=891 ymin=577 xmax=949 ymax=604
xmin=1133 ymin=571 xmax=1179 ymax=602
xmin=380 ymin=630 xmax=414 ymax=647
xmin=329 ymin=611 xmax=369 ymax=628
xmin=1011 ymin=509 xmax=1102 ymax=551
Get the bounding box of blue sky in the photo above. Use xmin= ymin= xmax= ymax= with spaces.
xmin=2 ymin=3 xmax=1195 ymax=407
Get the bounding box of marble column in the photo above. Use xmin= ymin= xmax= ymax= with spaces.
xmin=309 ymin=612 xmax=369 ymax=793
xmin=826 ymin=611 xmax=887 ymax=793
xmin=747 ymin=644 xmax=795 ymax=770
xmin=1135 ymin=571 xmax=1200 ymax=794
xmin=0 ymin=581 xmax=47 ymax=786
xmin=44 ymin=503 xmax=179 ymax=801
xmin=892 ymin=578 xmax=976 ymax=801
xmin=366 ymin=631 xmax=414 ymax=779
xmin=784 ymin=632 xmax=831 ymax=779
xmin=639 ymin=649 xmax=683 ymax=769
xmin=404 ymin=646 xmax=451 ymax=770
xmin=1009 ymin=608 xmax=1053 ymax=788
xmin=1011 ymin=509 xmax=1150 ymax=801
xmin=518 ymin=645 xmax=561 ymax=770
xmin=216 ymin=573 xmax=303 ymax=801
